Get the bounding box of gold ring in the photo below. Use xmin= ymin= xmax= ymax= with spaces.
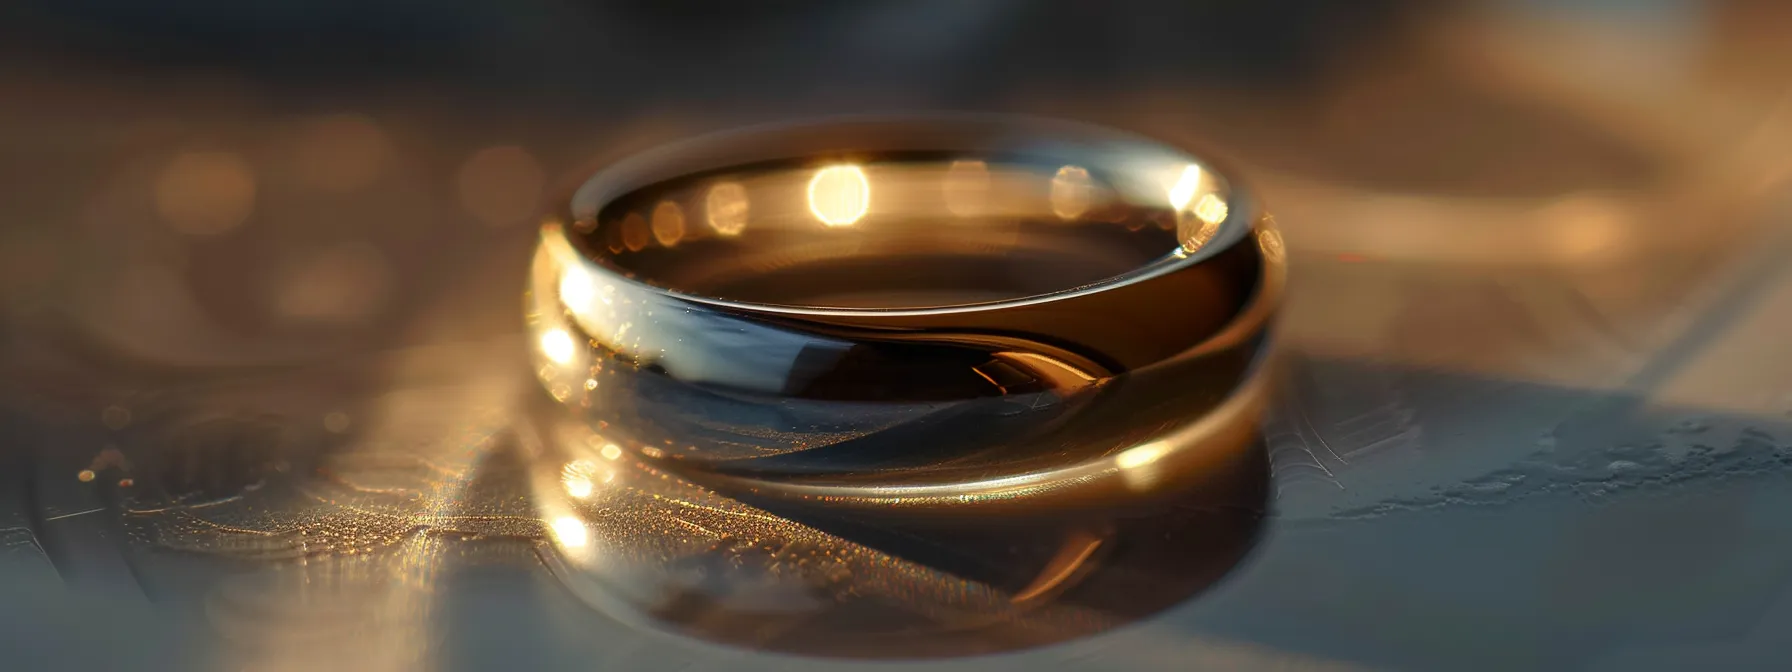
xmin=526 ymin=114 xmax=1283 ymax=514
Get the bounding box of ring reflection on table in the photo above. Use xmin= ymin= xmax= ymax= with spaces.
xmin=525 ymin=114 xmax=1283 ymax=514
xmin=523 ymin=391 xmax=1268 ymax=658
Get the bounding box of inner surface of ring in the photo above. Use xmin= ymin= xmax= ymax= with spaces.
xmin=575 ymin=152 xmax=1234 ymax=310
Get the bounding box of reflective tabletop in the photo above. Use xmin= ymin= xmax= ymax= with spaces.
xmin=3 ymin=2 xmax=1792 ymax=670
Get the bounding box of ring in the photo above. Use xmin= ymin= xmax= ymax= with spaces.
xmin=526 ymin=114 xmax=1283 ymax=514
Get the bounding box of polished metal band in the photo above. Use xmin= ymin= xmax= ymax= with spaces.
xmin=526 ymin=114 xmax=1283 ymax=514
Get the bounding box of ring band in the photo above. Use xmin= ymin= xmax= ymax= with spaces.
xmin=527 ymin=114 xmax=1283 ymax=513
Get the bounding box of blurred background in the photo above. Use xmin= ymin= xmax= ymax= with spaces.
xmin=3 ymin=1 xmax=1792 ymax=670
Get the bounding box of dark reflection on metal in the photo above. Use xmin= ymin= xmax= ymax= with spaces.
xmin=523 ymin=391 xmax=1266 ymax=658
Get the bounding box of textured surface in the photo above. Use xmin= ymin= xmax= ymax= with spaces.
xmin=4 ymin=1 xmax=1792 ymax=670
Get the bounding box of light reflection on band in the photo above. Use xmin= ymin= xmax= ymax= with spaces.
xmin=650 ymin=200 xmax=686 ymax=246
xmin=550 ymin=514 xmax=590 ymax=549
xmin=944 ymin=159 xmax=992 ymax=217
xmin=1168 ymin=163 xmax=1205 ymax=211
xmin=1049 ymin=165 xmax=1093 ymax=219
xmin=704 ymin=182 xmax=750 ymax=235
xmin=538 ymin=328 xmax=577 ymax=366
xmin=1195 ymin=193 xmax=1229 ymax=225
xmin=807 ymin=164 xmax=871 ymax=226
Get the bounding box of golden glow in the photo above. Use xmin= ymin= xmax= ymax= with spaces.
xmin=1116 ymin=440 xmax=1176 ymax=492
xmin=705 ymin=182 xmax=750 ymax=236
xmin=604 ymin=223 xmax=627 ymax=254
xmin=1180 ymin=215 xmax=1221 ymax=254
xmin=620 ymin=212 xmax=651 ymax=251
xmin=1049 ymin=165 xmax=1092 ymax=219
xmin=562 ymin=460 xmax=600 ymax=499
xmin=156 ymin=150 xmax=256 ymax=236
xmin=77 ymin=469 xmax=95 ymax=483
xmin=1257 ymin=226 xmax=1285 ymax=263
xmin=1011 ymin=530 xmax=1103 ymax=604
xmin=991 ymin=351 xmax=1098 ymax=389
xmin=549 ymin=515 xmax=589 ymax=549
xmin=1168 ymin=164 xmax=1205 ymax=211
xmin=650 ymin=201 xmax=686 ymax=247
xmin=539 ymin=328 xmax=577 ymax=365
xmin=807 ymin=164 xmax=870 ymax=226
xmin=1194 ymin=193 xmax=1229 ymax=225
xmin=1116 ymin=441 xmax=1173 ymax=470
xmin=456 ymin=145 xmax=544 ymax=228
xmin=558 ymin=263 xmax=594 ymax=309
xmin=944 ymin=160 xmax=991 ymax=217
xmin=1171 ymin=164 xmax=1228 ymax=254
xmin=564 ymin=476 xmax=592 ymax=499
xmin=1543 ymin=195 xmax=1626 ymax=261
xmin=599 ymin=443 xmax=622 ymax=460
